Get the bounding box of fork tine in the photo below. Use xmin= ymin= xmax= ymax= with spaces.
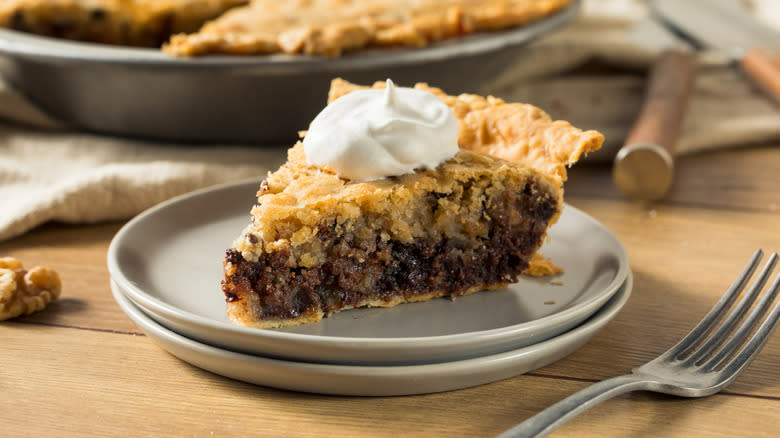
xmin=684 ymin=252 xmax=778 ymax=365
xmin=712 ymin=286 xmax=780 ymax=388
xmin=703 ymin=269 xmax=780 ymax=372
xmin=662 ymin=249 xmax=763 ymax=361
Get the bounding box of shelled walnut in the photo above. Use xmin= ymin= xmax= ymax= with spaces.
xmin=0 ymin=257 xmax=61 ymax=321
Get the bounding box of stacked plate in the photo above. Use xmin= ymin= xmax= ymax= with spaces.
xmin=107 ymin=179 xmax=632 ymax=396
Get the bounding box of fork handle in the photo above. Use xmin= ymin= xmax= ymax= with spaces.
xmin=495 ymin=374 xmax=651 ymax=438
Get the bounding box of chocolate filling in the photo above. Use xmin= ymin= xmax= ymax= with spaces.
xmin=222 ymin=180 xmax=557 ymax=321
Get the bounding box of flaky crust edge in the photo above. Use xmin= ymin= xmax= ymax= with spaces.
xmin=328 ymin=78 xmax=603 ymax=184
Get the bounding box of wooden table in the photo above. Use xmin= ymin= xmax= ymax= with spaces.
xmin=3 ymin=145 xmax=780 ymax=437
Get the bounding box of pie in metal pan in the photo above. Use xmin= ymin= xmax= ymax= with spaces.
xmin=0 ymin=1 xmax=581 ymax=143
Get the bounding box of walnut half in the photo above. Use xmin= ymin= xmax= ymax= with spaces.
xmin=0 ymin=257 xmax=62 ymax=321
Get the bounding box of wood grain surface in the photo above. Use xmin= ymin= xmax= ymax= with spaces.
xmin=3 ymin=145 xmax=780 ymax=437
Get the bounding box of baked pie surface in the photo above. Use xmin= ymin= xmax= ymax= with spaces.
xmin=0 ymin=0 xmax=573 ymax=56
xmin=0 ymin=0 xmax=248 ymax=47
xmin=221 ymin=79 xmax=603 ymax=329
xmin=165 ymin=0 xmax=574 ymax=56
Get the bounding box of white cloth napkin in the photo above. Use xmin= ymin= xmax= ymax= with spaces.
xmin=1 ymin=0 xmax=779 ymax=242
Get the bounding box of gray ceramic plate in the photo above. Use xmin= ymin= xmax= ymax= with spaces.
xmin=112 ymin=272 xmax=632 ymax=396
xmin=107 ymin=179 xmax=629 ymax=365
xmin=0 ymin=1 xmax=579 ymax=144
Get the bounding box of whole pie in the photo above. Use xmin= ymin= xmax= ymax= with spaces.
xmin=221 ymin=79 xmax=603 ymax=328
xmin=1 ymin=0 xmax=573 ymax=56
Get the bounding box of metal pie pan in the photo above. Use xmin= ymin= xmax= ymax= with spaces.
xmin=0 ymin=1 xmax=579 ymax=144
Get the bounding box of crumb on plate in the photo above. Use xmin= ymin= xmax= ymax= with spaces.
xmin=523 ymin=253 xmax=564 ymax=277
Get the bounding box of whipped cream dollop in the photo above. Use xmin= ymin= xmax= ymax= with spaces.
xmin=303 ymin=79 xmax=459 ymax=181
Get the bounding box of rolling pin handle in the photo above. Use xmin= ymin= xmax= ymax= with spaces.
xmin=613 ymin=50 xmax=697 ymax=201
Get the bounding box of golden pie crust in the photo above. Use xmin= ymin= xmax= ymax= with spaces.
xmin=328 ymin=78 xmax=604 ymax=184
xmin=165 ymin=0 xmax=574 ymax=56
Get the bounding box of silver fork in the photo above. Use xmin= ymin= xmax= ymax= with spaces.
xmin=497 ymin=249 xmax=780 ymax=438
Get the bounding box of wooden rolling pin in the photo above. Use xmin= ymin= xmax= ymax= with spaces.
xmin=612 ymin=50 xmax=697 ymax=201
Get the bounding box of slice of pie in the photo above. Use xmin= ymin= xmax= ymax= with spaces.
xmin=221 ymin=79 xmax=603 ymax=329
xmin=0 ymin=0 xmax=248 ymax=47
xmin=164 ymin=0 xmax=573 ymax=57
